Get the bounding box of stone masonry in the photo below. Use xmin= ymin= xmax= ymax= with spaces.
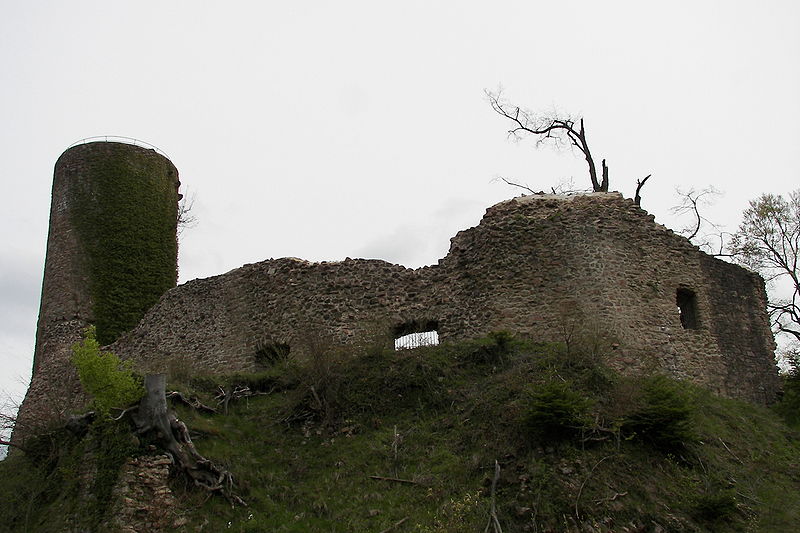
xmin=13 ymin=140 xmax=781 ymax=444
xmin=111 ymin=193 xmax=779 ymax=403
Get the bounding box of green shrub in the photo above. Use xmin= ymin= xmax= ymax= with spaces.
xmin=621 ymin=375 xmax=694 ymax=450
xmin=692 ymin=489 xmax=739 ymax=524
xmin=71 ymin=326 xmax=144 ymax=415
xmin=458 ymin=331 xmax=515 ymax=365
xmin=523 ymin=381 xmax=591 ymax=442
xmin=774 ymin=355 xmax=800 ymax=427
xmin=285 ymin=336 xmax=349 ymax=427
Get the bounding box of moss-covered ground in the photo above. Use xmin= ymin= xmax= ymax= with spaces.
xmin=2 ymin=334 xmax=799 ymax=532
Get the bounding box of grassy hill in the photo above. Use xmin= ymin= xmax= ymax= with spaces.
xmin=2 ymin=333 xmax=799 ymax=532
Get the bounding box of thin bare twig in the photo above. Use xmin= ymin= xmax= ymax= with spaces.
xmin=575 ymin=456 xmax=613 ymax=520
xmin=0 ymin=438 xmax=27 ymax=453
xmin=167 ymin=391 xmax=218 ymax=413
xmin=594 ymin=491 xmax=627 ymax=505
xmin=484 ymin=460 xmax=504 ymax=533
xmin=379 ymin=517 xmax=409 ymax=533
xmin=369 ymin=475 xmax=418 ymax=485
xmin=718 ymin=437 xmax=744 ymax=465
xmin=497 ymin=177 xmax=540 ymax=195
xmin=111 ymin=405 xmax=139 ymax=421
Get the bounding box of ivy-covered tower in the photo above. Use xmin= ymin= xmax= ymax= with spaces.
xmin=14 ymin=141 xmax=180 ymax=443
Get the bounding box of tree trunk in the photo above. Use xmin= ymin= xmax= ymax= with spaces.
xmin=133 ymin=374 xmax=244 ymax=505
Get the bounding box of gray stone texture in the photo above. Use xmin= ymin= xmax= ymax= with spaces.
xmin=15 ymin=142 xmax=780 ymax=447
xmin=111 ymin=193 xmax=779 ymax=404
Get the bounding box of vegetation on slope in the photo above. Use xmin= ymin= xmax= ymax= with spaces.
xmin=2 ymin=334 xmax=799 ymax=532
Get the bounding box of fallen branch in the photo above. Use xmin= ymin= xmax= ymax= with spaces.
xmin=575 ymin=456 xmax=612 ymax=520
xmin=369 ymin=475 xmax=417 ymax=485
xmin=309 ymin=385 xmax=323 ymax=412
xmin=379 ymin=516 xmax=409 ymax=533
xmin=735 ymin=490 xmax=763 ymax=505
xmin=167 ymin=391 xmax=217 ymax=414
xmin=484 ymin=460 xmax=503 ymax=533
xmin=594 ymin=491 xmax=627 ymax=505
xmin=213 ymin=384 xmax=273 ymax=413
xmin=718 ymin=437 xmax=744 ymax=465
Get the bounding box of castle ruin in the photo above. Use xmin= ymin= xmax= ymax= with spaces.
xmin=13 ymin=141 xmax=780 ymax=443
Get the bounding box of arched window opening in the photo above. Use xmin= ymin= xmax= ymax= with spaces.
xmin=393 ymin=319 xmax=440 ymax=350
xmin=254 ymin=341 xmax=291 ymax=366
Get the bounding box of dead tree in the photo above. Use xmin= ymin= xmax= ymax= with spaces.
xmin=634 ymin=175 xmax=651 ymax=207
xmin=487 ymin=90 xmax=608 ymax=193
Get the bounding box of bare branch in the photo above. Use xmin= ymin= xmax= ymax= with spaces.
xmin=486 ymin=90 xmax=602 ymax=192
xmin=177 ymin=188 xmax=197 ymax=235
xmin=496 ymin=177 xmax=541 ymax=195
xmin=671 ymin=187 xmax=724 ymax=251
xmin=0 ymin=438 xmax=27 ymax=453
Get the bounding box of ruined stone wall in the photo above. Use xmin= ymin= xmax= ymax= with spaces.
xmin=109 ymin=455 xmax=184 ymax=533
xmin=111 ymin=193 xmax=779 ymax=403
xmin=14 ymin=142 xmax=179 ymax=444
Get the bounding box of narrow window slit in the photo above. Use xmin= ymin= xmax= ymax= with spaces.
xmin=676 ymin=288 xmax=698 ymax=329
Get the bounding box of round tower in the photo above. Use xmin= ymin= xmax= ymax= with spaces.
xmin=14 ymin=141 xmax=180 ymax=442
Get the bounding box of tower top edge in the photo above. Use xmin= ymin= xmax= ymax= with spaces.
xmin=63 ymin=136 xmax=172 ymax=162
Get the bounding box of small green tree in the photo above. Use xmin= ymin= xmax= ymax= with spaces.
xmin=71 ymin=326 xmax=143 ymax=416
xmin=621 ymin=376 xmax=694 ymax=450
xmin=523 ymin=381 xmax=591 ymax=442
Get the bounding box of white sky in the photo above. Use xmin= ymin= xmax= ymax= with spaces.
xmin=1 ymin=1 xmax=799 ymax=443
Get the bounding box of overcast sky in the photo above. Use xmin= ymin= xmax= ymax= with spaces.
xmin=1 ymin=1 xmax=799 ymax=449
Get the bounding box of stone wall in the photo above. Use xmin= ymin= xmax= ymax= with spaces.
xmin=109 ymin=454 xmax=185 ymax=533
xmin=111 ymin=193 xmax=779 ymax=403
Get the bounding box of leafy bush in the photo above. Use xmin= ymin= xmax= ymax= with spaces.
xmin=621 ymin=375 xmax=694 ymax=450
xmin=523 ymin=381 xmax=590 ymax=442
xmin=285 ymin=336 xmax=349 ymax=427
xmin=71 ymin=326 xmax=144 ymax=415
xmin=458 ymin=331 xmax=515 ymax=365
xmin=691 ymin=489 xmax=739 ymax=524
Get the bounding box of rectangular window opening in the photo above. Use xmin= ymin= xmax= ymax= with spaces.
xmin=676 ymin=288 xmax=699 ymax=329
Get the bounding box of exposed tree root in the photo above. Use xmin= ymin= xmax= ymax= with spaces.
xmin=133 ymin=374 xmax=245 ymax=506
xmin=166 ymin=391 xmax=217 ymax=414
